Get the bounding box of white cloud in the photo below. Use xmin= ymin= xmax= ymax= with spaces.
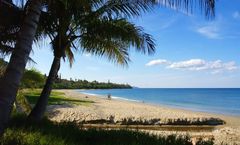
xmin=168 ymin=59 xmax=206 ymax=70
xmin=223 ymin=61 xmax=238 ymax=71
xmin=169 ymin=59 xmax=238 ymax=72
xmin=197 ymin=26 xmax=220 ymax=39
xmin=146 ymin=58 xmax=238 ymax=74
xmin=233 ymin=11 xmax=240 ymax=19
xmin=146 ymin=59 xmax=169 ymax=66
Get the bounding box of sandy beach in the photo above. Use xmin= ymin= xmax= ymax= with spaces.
xmin=47 ymin=89 xmax=240 ymax=145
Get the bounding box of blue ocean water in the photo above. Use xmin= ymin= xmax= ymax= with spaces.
xmin=77 ymin=88 xmax=240 ymax=116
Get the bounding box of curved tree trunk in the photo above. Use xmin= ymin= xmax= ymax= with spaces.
xmin=0 ymin=0 xmax=42 ymax=136
xmin=28 ymin=56 xmax=61 ymax=121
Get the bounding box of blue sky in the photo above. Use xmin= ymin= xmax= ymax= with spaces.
xmin=29 ymin=0 xmax=240 ymax=88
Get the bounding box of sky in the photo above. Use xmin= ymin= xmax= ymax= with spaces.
xmin=28 ymin=0 xmax=240 ymax=88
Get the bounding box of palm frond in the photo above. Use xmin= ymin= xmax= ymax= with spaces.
xmin=30 ymin=0 xmax=215 ymax=68
xmin=0 ymin=44 xmax=14 ymax=56
xmin=80 ymin=34 xmax=130 ymax=66
xmin=156 ymin=0 xmax=215 ymax=18
xmin=65 ymin=46 xmax=75 ymax=67
xmin=81 ymin=18 xmax=156 ymax=55
xmin=74 ymin=18 xmax=156 ymax=66
xmin=92 ymin=0 xmax=214 ymax=19
xmin=93 ymin=0 xmax=156 ymax=18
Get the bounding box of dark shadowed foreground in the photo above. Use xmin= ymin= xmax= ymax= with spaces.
xmin=0 ymin=114 xmax=214 ymax=145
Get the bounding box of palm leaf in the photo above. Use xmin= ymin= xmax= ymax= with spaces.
xmin=80 ymin=34 xmax=130 ymax=66
xmin=157 ymin=0 xmax=215 ymax=18
xmin=93 ymin=0 xmax=214 ymax=19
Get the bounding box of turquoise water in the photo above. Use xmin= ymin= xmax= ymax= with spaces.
xmin=78 ymin=88 xmax=240 ymax=116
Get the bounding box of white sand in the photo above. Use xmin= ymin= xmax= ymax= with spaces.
xmin=47 ymin=89 xmax=240 ymax=145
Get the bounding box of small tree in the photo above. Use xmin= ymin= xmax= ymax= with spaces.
xmin=21 ymin=69 xmax=45 ymax=89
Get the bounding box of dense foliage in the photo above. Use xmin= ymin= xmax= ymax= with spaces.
xmin=0 ymin=59 xmax=45 ymax=88
xmin=20 ymin=71 xmax=132 ymax=89
xmin=53 ymin=78 xmax=132 ymax=89
xmin=0 ymin=59 xmax=131 ymax=89
xmin=20 ymin=70 xmax=132 ymax=89
xmin=21 ymin=69 xmax=45 ymax=89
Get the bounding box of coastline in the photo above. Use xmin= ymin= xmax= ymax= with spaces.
xmin=77 ymin=88 xmax=240 ymax=118
xmin=56 ymin=89 xmax=240 ymax=126
xmin=47 ymin=89 xmax=240 ymax=144
xmin=49 ymin=89 xmax=240 ymax=126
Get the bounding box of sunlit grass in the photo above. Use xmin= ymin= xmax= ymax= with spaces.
xmin=23 ymin=89 xmax=94 ymax=106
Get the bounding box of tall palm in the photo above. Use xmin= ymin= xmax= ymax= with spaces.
xmin=0 ymin=0 xmax=215 ymax=135
xmin=0 ymin=59 xmax=7 ymax=77
xmin=0 ymin=0 xmax=42 ymax=135
xmin=28 ymin=0 xmax=156 ymax=121
xmin=28 ymin=0 xmax=215 ymax=121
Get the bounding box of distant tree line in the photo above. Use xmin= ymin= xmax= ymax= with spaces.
xmin=53 ymin=77 xmax=132 ymax=89
xmin=0 ymin=59 xmax=131 ymax=89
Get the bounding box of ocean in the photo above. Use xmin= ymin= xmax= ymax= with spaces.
xmin=77 ymin=88 xmax=240 ymax=116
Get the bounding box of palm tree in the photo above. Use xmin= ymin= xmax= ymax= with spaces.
xmin=28 ymin=0 xmax=215 ymax=121
xmin=0 ymin=0 xmax=42 ymax=135
xmin=28 ymin=0 xmax=156 ymax=121
xmin=0 ymin=0 xmax=216 ymax=135
xmin=0 ymin=59 xmax=7 ymax=77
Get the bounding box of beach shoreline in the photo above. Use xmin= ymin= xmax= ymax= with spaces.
xmin=77 ymin=88 xmax=240 ymax=118
xmin=51 ymin=89 xmax=240 ymax=126
xmin=47 ymin=89 xmax=240 ymax=144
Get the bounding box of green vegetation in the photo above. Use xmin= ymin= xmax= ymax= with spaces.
xmin=21 ymin=68 xmax=132 ymax=89
xmin=53 ymin=78 xmax=132 ymax=89
xmin=27 ymin=0 xmax=153 ymax=121
xmin=0 ymin=59 xmax=131 ymax=89
xmin=21 ymin=69 xmax=45 ymax=89
xmin=0 ymin=0 xmax=216 ymax=138
xmin=0 ymin=114 xmax=214 ymax=145
xmin=15 ymin=92 xmax=32 ymax=114
xmin=23 ymin=89 xmax=94 ymax=106
xmin=0 ymin=61 xmax=132 ymax=89
xmin=0 ymin=60 xmax=45 ymax=88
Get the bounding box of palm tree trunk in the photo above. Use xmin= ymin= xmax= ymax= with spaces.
xmin=28 ymin=56 xmax=61 ymax=121
xmin=0 ymin=0 xmax=42 ymax=136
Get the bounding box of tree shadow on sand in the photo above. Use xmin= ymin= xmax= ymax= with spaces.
xmin=26 ymin=94 xmax=94 ymax=105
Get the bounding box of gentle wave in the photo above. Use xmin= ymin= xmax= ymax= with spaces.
xmin=111 ymin=96 xmax=141 ymax=102
xmin=76 ymin=88 xmax=240 ymax=116
xmin=80 ymin=92 xmax=99 ymax=96
xmin=79 ymin=91 xmax=141 ymax=102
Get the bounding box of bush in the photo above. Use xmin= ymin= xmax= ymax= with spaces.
xmin=21 ymin=69 xmax=45 ymax=89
